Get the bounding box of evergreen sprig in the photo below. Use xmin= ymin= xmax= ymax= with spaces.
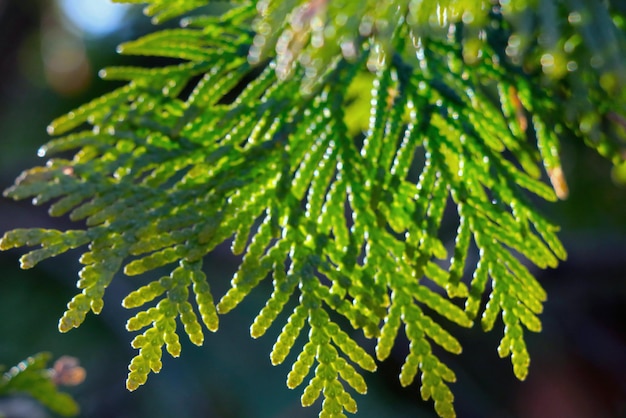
xmin=2 ymin=1 xmax=625 ymax=417
xmin=0 ymin=353 xmax=82 ymax=416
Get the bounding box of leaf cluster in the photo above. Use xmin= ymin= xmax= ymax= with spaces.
xmin=0 ymin=353 xmax=80 ymax=417
xmin=1 ymin=1 xmax=625 ymax=417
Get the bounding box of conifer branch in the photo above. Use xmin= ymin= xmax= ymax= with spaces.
xmin=2 ymin=1 xmax=625 ymax=417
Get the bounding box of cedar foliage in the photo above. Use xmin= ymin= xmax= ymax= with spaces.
xmin=2 ymin=1 xmax=625 ymax=417
xmin=0 ymin=353 xmax=81 ymax=416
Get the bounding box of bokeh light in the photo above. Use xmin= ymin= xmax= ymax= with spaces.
xmin=57 ymin=0 xmax=130 ymax=37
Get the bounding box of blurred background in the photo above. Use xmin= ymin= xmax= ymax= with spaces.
xmin=1 ymin=1 xmax=625 ymax=417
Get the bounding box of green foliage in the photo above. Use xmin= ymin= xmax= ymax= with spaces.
xmin=0 ymin=353 xmax=80 ymax=417
xmin=2 ymin=1 xmax=625 ymax=417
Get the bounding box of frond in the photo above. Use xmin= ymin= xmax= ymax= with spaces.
xmin=2 ymin=1 xmax=625 ymax=417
